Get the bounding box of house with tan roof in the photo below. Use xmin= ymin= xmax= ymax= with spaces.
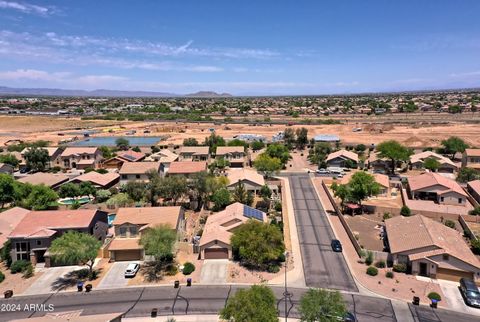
xmin=71 ymin=171 xmax=120 ymax=189
xmin=102 ymin=150 xmax=146 ymax=169
xmin=144 ymin=149 xmax=179 ymax=174
xmin=215 ymin=146 xmax=246 ymax=168
xmin=462 ymin=149 xmax=480 ymax=170
xmin=8 ymin=209 xmax=108 ymax=267
xmin=326 ymin=149 xmax=358 ymax=168
xmin=341 ymin=172 xmax=390 ymax=197
xmin=0 ymin=207 xmax=30 ymax=248
xmin=119 ymin=162 xmax=161 ymax=185
xmin=467 ymin=180 xmax=480 ymax=205
xmin=21 ymin=147 xmax=62 ymax=169
xmin=108 ymin=206 xmax=184 ymax=261
xmin=407 ymin=172 xmax=468 ymax=206
xmin=168 ymin=161 xmax=208 ymax=177
xmin=178 ymin=146 xmax=210 ymax=162
xmin=226 ymin=168 xmax=265 ymax=194
xmin=60 ymin=147 xmax=103 ymax=170
xmin=199 ymin=202 xmax=267 ymax=259
xmin=367 ymin=152 xmax=392 ymax=174
xmin=385 ymin=215 xmax=480 ymax=282
xmin=410 ymin=151 xmax=458 ymax=173
xmin=18 ymin=172 xmax=69 ymax=189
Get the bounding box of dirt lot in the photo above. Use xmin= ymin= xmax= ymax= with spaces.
xmin=2 ymin=115 xmax=480 ymax=149
xmin=345 ymin=215 xmax=385 ymax=251
xmin=0 ymin=262 xmax=44 ymax=295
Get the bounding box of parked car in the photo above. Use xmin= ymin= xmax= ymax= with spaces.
xmin=124 ymin=262 xmax=140 ymax=278
xmin=460 ymin=278 xmax=480 ymax=308
xmin=331 ymin=239 xmax=343 ymax=252
xmin=316 ymin=168 xmax=330 ymax=174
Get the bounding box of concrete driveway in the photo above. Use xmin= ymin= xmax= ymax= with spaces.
xmin=97 ymin=261 xmax=133 ymax=289
xmin=439 ymin=280 xmax=480 ymax=316
xmin=23 ymin=266 xmax=82 ymax=295
xmin=200 ymin=260 xmax=228 ymax=284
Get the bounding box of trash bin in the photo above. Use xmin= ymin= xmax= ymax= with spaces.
xmin=77 ymin=282 xmax=84 ymax=292
xmin=174 ymin=280 xmax=180 ymax=288
xmin=186 ymin=278 xmax=192 ymax=287
xmin=4 ymin=290 xmax=13 ymax=299
xmin=151 ymin=308 xmax=158 ymax=318
xmin=430 ymin=299 xmax=438 ymax=309
xmin=85 ymin=284 xmax=92 ymax=292
xmin=412 ymin=296 xmax=420 ymax=306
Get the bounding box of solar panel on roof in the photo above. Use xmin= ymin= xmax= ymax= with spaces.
xmin=243 ymin=205 xmax=264 ymax=221
xmin=122 ymin=154 xmax=138 ymax=161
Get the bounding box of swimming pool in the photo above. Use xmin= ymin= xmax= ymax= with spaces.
xmin=58 ymin=196 xmax=93 ymax=205
xmin=70 ymin=136 xmax=163 ymax=147
xmin=108 ymin=214 xmax=116 ymax=227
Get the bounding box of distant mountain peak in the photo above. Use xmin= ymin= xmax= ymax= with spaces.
xmin=185 ymin=91 xmax=232 ymax=98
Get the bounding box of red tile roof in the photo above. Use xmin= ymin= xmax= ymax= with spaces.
xmin=119 ymin=162 xmax=160 ymax=175
xmin=0 ymin=207 xmax=30 ymax=245
xmin=408 ymin=172 xmax=467 ymax=197
xmin=168 ymin=161 xmax=207 ymax=174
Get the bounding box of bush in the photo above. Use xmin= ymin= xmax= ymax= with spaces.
xmin=0 ymin=240 xmax=12 ymax=267
xmin=182 ymin=262 xmax=195 ymax=275
xmin=383 ymin=212 xmax=391 ymax=221
xmin=365 ymin=251 xmax=374 ymax=266
xmin=22 ymin=264 xmax=34 ymax=278
xmin=444 ymin=220 xmax=455 ymax=229
xmin=277 ymin=253 xmax=286 ymax=262
xmin=385 ymin=271 xmax=394 ymax=279
xmin=366 ymin=266 xmax=378 ymax=276
xmin=400 ymin=206 xmax=411 ymax=217
xmin=274 ymin=201 xmax=282 ymax=212
xmin=0 ymin=271 xmax=5 ymax=283
xmin=267 ymin=264 xmax=280 ymax=273
xmin=427 ymin=292 xmax=441 ymax=301
xmin=166 ymin=264 xmax=178 ymax=276
xmin=10 ymin=260 xmax=30 ymax=274
xmin=392 ymin=263 xmax=407 ymax=273
xmin=374 ymin=260 xmax=386 ymax=268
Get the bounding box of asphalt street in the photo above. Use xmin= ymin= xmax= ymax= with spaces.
xmin=286 ymin=173 xmax=358 ymax=291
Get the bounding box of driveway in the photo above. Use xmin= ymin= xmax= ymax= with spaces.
xmin=97 ymin=261 xmax=132 ymax=289
xmin=439 ymin=280 xmax=480 ymax=316
xmin=200 ymin=260 xmax=228 ymax=284
xmin=23 ymin=266 xmax=82 ymax=295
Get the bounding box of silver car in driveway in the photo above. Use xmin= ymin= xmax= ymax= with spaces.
xmin=124 ymin=262 xmax=140 ymax=278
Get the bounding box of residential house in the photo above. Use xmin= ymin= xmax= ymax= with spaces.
xmin=341 ymin=172 xmax=390 ymax=197
xmin=21 ymin=147 xmax=62 ymax=169
xmin=102 ymin=150 xmax=145 ymax=169
xmin=178 ymin=146 xmax=210 ymax=162
xmin=144 ymin=149 xmax=179 ymax=174
xmin=70 ymin=171 xmax=120 ymax=189
xmin=119 ymin=162 xmax=161 ymax=185
xmin=407 ymin=172 xmax=468 ymax=206
xmin=168 ymin=161 xmax=208 ymax=178
xmin=108 ymin=206 xmax=184 ymax=261
xmin=410 ymin=151 xmax=458 ymax=173
xmin=199 ymin=202 xmax=267 ymax=259
xmin=326 ymin=149 xmax=358 ymax=168
xmin=385 ymin=215 xmax=480 ymax=282
xmin=0 ymin=207 xmax=30 ymax=248
xmin=462 ymin=149 xmax=480 ymax=170
xmin=367 ymin=152 xmax=391 ymax=174
xmin=215 ymin=146 xmax=247 ymax=168
xmin=60 ymin=147 xmax=103 ymax=170
xmin=8 ymin=209 xmax=108 ymax=266
xmin=467 ymin=180 xmax=480 ymax=205
xmin=18 ymin=172 xmax=69 ymax=189
xmin=226 ymin=168 xmax=265 ymax=194
xmin=0 ymin=162 xmax=14 ymax=175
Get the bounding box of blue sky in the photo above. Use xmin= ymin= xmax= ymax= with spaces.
xmin=0 ymin=1 xmax=479 ymax=95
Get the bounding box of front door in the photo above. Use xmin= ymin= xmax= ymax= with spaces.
xmin=419 ymin=262 xmax=428 ymax=276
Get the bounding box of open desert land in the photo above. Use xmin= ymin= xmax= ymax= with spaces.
xmin=1 ymin=115 xmax=480 ymax=148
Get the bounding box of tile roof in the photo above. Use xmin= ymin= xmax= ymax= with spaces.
xmin=145 ymin=149 xmax=178 ymax=163
xmin=113 ymin=206 xmax=182 ymax=230
xmin=340 ymin=172 xmax=389 ymax=188
xmin=465 ymin=149 xmax=480 ymax=157
xmin=408 ymin=172 xmax=467 ymax=197
xmin=178 ymin=146 xmax=209 ymax=155
xmin=61 ymin=147 xmax=99 ymax=157
xmin=326 ymin=149 xmax=359 ymax=163
xmin=168 ymin=161 xmax=207 ymax=174
xmin=108 ymin=238 xmax=142 ymax=251
xmin=468 ymin=180 xmax=480 ymax=195
xmin=226 ymin=168 xmax=265 ymax=187
xmin=216 ymin=146 xmax=245 ymax=155
xmin=9 ymin=209 xmax=102 ymax=238
xmin=0 ymin=207 xmax=30 ymax=246
xmin=73 ymin=171 xmax=119 ymax=187
xmin=119 ymin=161 xmax=160 ymax=174
xmin=410 ymin=151 xmax=456 ymax=167
xmin=18 ymin=172 xmax=69 ymax=188
xmin=117 ymin=150 xmax=145 ymax=162
xmin=385 ymin=215 xmax=480 ymax=268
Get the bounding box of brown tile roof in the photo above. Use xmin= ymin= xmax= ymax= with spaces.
xmin=119 ymin=161 xmax=160 ymax=174
xmin=168 ymin=161 xmax=207 ymax=174
xmin=18 ymin=172 xmax=69 ymax=188
xmin=326 ymin=149 xmax=359 ymax=163
xmin=117 ymin=150 xmax=145 ymax=162
xmin=216 ymin=146 xmax=245 ymax=155
xmin=408 ymin=172 xmax=467 ymax=197
xmin=108 ymin=238 xmax=142 ymax=251
xmin=9 ymin=209 xmax=102 ymax=238
xmin=73 ymin=171 xmax=119 ymax=187
xmin=468 ymin=180 xmax=480 ymax=195
xmin=465 ymin=149 xmax=480 ymax=157
xmin=226 ymin=168 xmax=265 ymax=187
xmin=0 ymin=207 xmax=30 ymax=246
xmin=113 ymin=206 xmax=182 ymax=230
xmin=385 ymin=215 xmax=480 ymax=268
xmin=410 ymin=151 xmax=456 ymax=167
xmin=145 ymin=149 xmax=178 ymax=163
xmin=179 ymin=146 xmax=209 ymax=155
xmin=61 ymin=147 xmax=99 ymax=157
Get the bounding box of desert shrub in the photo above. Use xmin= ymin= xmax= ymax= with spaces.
xmin=393 ymin=263 xmax=407 ymax=273
xmin=277 ymin=253 xmax=286 ymax=262
xmin=182 ymin=262 xmax=195 ymax=275
xmin=274 ymin=201 xmax=282 ymax=212
xmin=383 ymin=212 xmax=391 ymax=221
xmin=400 ymin=206 xmax=411 ymax=217
xmin=10 ymin=260 xmax=30 ymax=274
xmin=374 ymin=260 xmax=386 ymax=268
xmin=22 ymin=264 xmax=34 ymax=278
xmin=444 ymin=220 xmax=455 ymax=229
xmin=366 ymin=266 xmax=378 ymax=276
xmin=267 ymin=264 xmax=280 ymax=273
xmin=385 ymin=271 xmax=394 ymax=279
xmin=166 ymin=264 xmax=178 ymax=276
xmin=365 ymin=251 xmax=374 ymax=265
xmin=0 ymin=271 xmax=5 ymax=283
xmin=427 ymin=292 xmax=441 ymax=301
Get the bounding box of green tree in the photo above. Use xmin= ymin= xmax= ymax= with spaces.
xmin=0 ymin=174 xmax=15 ymax=208
xmin=183 ymin=138 xmax=199 ymax=146
xmin=79 ymin=181 xmax=96 ymax=196
xmin=159 ymin=175 xmax=187 ymax=205
xmin=254 ymin=153 xmax=282 ymax=177
xmin=106 ymin=193 xmax=132 ymax=208
xmin=24 ymin=147 xmax=50 ymax=172
xmin=284 ymin=128 xmax=296 ymax=149
xmin=423 ymin=157 xmax=440 ymax=172
xmin=376 ymin=140 xmax=412 ymax=174
xmin=204 ymin=133 xmax=226 ymax=154
xmin=299 ymin=288 xmax=347 ymax=322
xmin=209 ymin=157 xmax=230 ymax=174
xmin=58 ymin=183 xmax=81 ymax=198
xmin=251 ymin=140 xmax=265 ymax=151
xmin=265 ymin=143 xmax=291 ymax=165
xmin=24 ymin=185 xmax=58 ymax=210
xmin=232 ymin=183 xmax=253 ymax=206
xmin=49 ymin=231 xmax=101 ymax=278
xmin=124 ymin=181 xmax=146 ymax=203
xmin=331 ymin=181 xmax=351 ymax=210
xmin=188 ymin=171 xmax=210 ymax=209
xmin=140 ymin=224 xmax=177 ymax=270
xmin=220 ymin=285 xmax=278 ymax=322
xmin=99 ymin=146 xmax=114 ymax=159
xmin=231 ymin=220 xmax=285 ymax=269
xmin=145 ymin=170 xmax=162 ymax=206
xmin=0 ymin=154 xmax=20 ymax=167
xmin=115 ymin=138 xmax=130 ymax=151
xmin=456 ymin=167 xmax=479 ymax=183
xmin=308 ymin=142 xmax=332 ymax=167
xmin=227 ymin=139 xmax=248 ymax=150
xmin=296 ymin=127 xmax=308 ymax=149
xmin=400 ymin=205 xmax=411 ymax=217
xmin=332 ymin=172 xmax=380 ymax=210
xmin=441 ymin=136 xmax=469 ymax=159
xmin=212 ymin=188 xmax=231 ymax=211
xmin=260 ymin=184 xmax=272 ymax=201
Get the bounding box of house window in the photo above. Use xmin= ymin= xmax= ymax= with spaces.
xmin=15 ymin=242 xmax=30 ymax=261
xmin=458 ymin=198 xmax=462 ymax=204
xmin=129 ymin=226 xmax=138 ymax=237
xmin=135 ymin=174 xmax=141 ymax=179
xmin=121 ymin=174 xmax=127 ymax=180
xmin=443 ymin=254 xmax=449 ymax=260
xmin=440 ymin=197 xmax=444 ymax=202
xmin=119 ymin=227 xmax=127 ymax=237
xmin=36 ymin=240 xmax=42 ymax=246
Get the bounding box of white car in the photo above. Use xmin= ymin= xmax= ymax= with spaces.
xmin=316 ymin=168 xmax=330 ymax=174
xmin=124 ymin=262 xmax=140 ymax=278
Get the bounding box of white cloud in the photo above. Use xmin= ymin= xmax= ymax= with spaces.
xmin=0 ymin=1 xmax=52 ymax=16
xmin=450 ymin=71 xmax=480 ymax=78
xmin=0 ymin=69 xmax=69 ymax=81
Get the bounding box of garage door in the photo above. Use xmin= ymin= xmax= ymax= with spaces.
xmin=114 ymin=250 xmax=142 ymax=261
xmin=204 ymin=248 xmax=229 ymax=259
xmin=436 ymin=268 xmax=474 ymax=282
